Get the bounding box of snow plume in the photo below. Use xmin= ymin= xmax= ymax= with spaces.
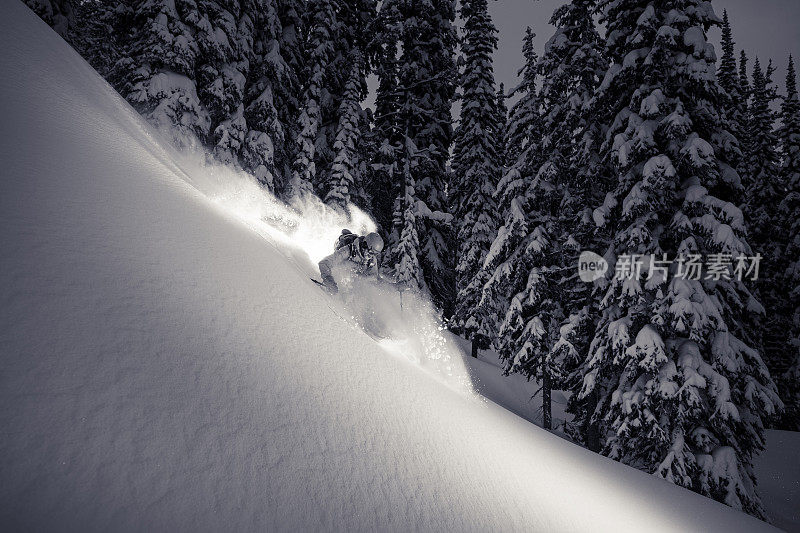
xmin=336 ymin=276 xmax=475 ymax=394
xmin=166 ymin=149 xmax=374 ymax=265
xmin=161 ymin=145 xmax=473 ymax=393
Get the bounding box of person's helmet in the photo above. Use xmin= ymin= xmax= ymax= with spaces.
xmin=365 ymin=232 xmax=384 ymax=253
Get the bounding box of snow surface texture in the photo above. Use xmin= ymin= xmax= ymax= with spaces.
xmin=0 ymin=2 xmax=778 ymax=531
xmin=754 ymin=431 xmax=800 ymax=532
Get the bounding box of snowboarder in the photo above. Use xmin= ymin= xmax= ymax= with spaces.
xmin=318 ymin=230 xmax=384 ymax=294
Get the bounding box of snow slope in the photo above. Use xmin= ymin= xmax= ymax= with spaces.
xmin=0 ymin=2 xmax=777 ymax=531
xmin=462 ymin=341 xmax=800 ymax=531
xmin=754 ymin=431 xmax=800 ymax=532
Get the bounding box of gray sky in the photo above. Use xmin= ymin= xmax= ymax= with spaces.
xmin=491 ymin=0 xmax=800 ymax=96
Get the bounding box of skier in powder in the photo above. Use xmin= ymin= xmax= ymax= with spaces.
xmin=318 ymin=230 xmax=384 ymax=294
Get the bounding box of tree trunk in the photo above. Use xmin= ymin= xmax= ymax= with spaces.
xmin=542 ymin=363 xmax=552 ymax=430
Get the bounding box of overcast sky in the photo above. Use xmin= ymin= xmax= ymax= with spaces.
xmin=490 ymin=0 xmax=800 ymax=97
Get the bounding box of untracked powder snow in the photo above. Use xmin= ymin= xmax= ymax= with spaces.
xmin=0 ymin=1 xmax=780 ymax=531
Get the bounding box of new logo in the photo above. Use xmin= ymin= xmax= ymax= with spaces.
xmin=578 ymin=251 xmax=608 ymax=282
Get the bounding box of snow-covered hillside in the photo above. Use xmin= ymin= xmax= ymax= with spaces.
xmin=0 ymin=1 xmax=778 ymax=531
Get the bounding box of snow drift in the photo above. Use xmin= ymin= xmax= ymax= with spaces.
xmin=0 ymin=2 xmax=776 ymax=531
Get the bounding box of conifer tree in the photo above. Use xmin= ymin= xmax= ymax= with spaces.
xmin=742 ymin=58 xmax=785 ymax=394
xmin=718 ymin=11 xmax=737 ymax=99
xmin=574 ymin=0 xmax=781 ymax=518
xmin=312 ymin=0 xmax=377 ymax=202
xmin=716 ymin=10 xmax=746 ymax=174
xmin=71 ymin=0 xmax=131 ymax=79
xmin=774 ymin=56 xmax=800 ymax=429
xmin=25 ymin=0 xmax=73 ymax=37
xmin=734 ymin=50 xmax=752 ymax=172
xmin=197 ymin=1 xmax=250 ymax=167
xmin=290 ymin=0 xmax=335 ymax=198
xmin=241 ymin=0 xmax=304 ymax=191
xmin=405 ymin=0 xmax=458 ymax=311
xmin=367 ymin=2 xmax=403 ymax=239
xmin=483 ymin=1 xmax=606 ymax=430
xmin=494 ymin=83 xmax=508 ymax=165
xmin=479 ymin=28 xmax=541 ymax=343
xmin=31 ymin=0 xmax=304 ymax=193
xmin=114 ymin=0 xmax=211 ymax=147
xmin=450 ymin=0 xmax=501 ymax=353
xmin=739 ymin=50 xmax=750 ymax=100
xmin=373 ymin=0 xmax=457 ymax=309
xmin=396 ymin=138 xmax=424 ymax=289
xmin=743 ymin=58 xmax=780 ymax=200
xmin=325 ymin=52 xmax=367 ymax=210
xmin=27 ymin=0 xmax=129 ymax=78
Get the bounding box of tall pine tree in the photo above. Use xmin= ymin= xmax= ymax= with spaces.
xmin=574 ymin=0 xmax=781 ymax=518
xmin=324 ymin=51 xmax=368 ymax=210
xmin=104 ymin=0 xmax=304 ymax=194
xmin=743 ymin=58 xmax=786 ymax=401
xmin=483 ymin=1 xmax=607 ymax=430
xmin=241 ymin=0 xmax=305 ymax=191
xmin=114 ymin=0 xmax=211 ymax=147
xmin=716 ymin=10 xmax=746 ymax=176
xmin=774 ymin=56 xmax=800 ymax=430
xmin=373 ymin=0 xmax=457 ymax=310
xmin=313 ymin=0 xmax=377 ymax=203
xmin=197 ymin=1 xmax=250 ymax=167
xmin=25 ymin=0 xmax=73 ymax=37
xmin=450 ymin=0 xmax=501 ymax=354
xmin=479 ymin=28 xmax=541 ymax=347
xmin=289 ymin=0 xmax=335 ymax=197
xmin=366 ymin=1 xmax=403 ymax=239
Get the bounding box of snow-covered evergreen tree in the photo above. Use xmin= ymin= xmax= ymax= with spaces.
xmin=483 ymin=1 xmax=607 ymax=430
xmin=738 ymin=51 xmax=750 ymax=96
xmin=240 ymin=0 xmax=304 ymax=191
xmin=366 ymin=1 xmax=403 ymax=240
xmin=735 ymin=50 xmax=754 ymax=175
xmin=372 ymin=0 xmax=457 ymax=310
xmin=717 ymin=11 xmax=737 ymax=100
xmin=494 ymin=83 xmax=508 ymax=166
xmin=289 ymin=0 xmax=335 ymax=198
xmin=72 ymin=1 xmax=131 ymax=79
xmin=502 ymin=28 xmax=541 ymax=184
xmin=313 ymin=0 xmax=377 ymax=200
xmin=536 ymin=0 xmax=608 ymax=434
xmin=479 ymin=28 xmax=541 ymax=343
xmin=196 ymin=1 xmax=250 ymax=166
xmin=324 ymin=52 xmax=367 ymax=210
xmin=774 ymin=56 xmax=800 ymax=430
xmin=103 ymin=0 xmax=307 ymax=193
xmin=574 ymin=0 xmax=781 ymax=518
xmin=450 ymin=0 xmax=501 ymax=351
xmin=779 ymin=56 xmax=800 ymax=205
xmin=742 ymin=58 xmax=785 ymax=396
xmin=288 ymin=0 xmax=376 ymax=201
xmin=25 ymin=0 xmax=73 ymax=37
xmin=114 ymin=0 xmax=211 ymax=146
xmin=743 ymin=58 xmax=780 ymax=200
xmin=395 ymin=138 xmax=424 ymax=289
xmin=716 ymin=10 xmax=746 ymax=175
xmin=404 ymin=0 xmax=458 ymax=311
xmin=26 ymin=0 xmax=129 ymax=79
